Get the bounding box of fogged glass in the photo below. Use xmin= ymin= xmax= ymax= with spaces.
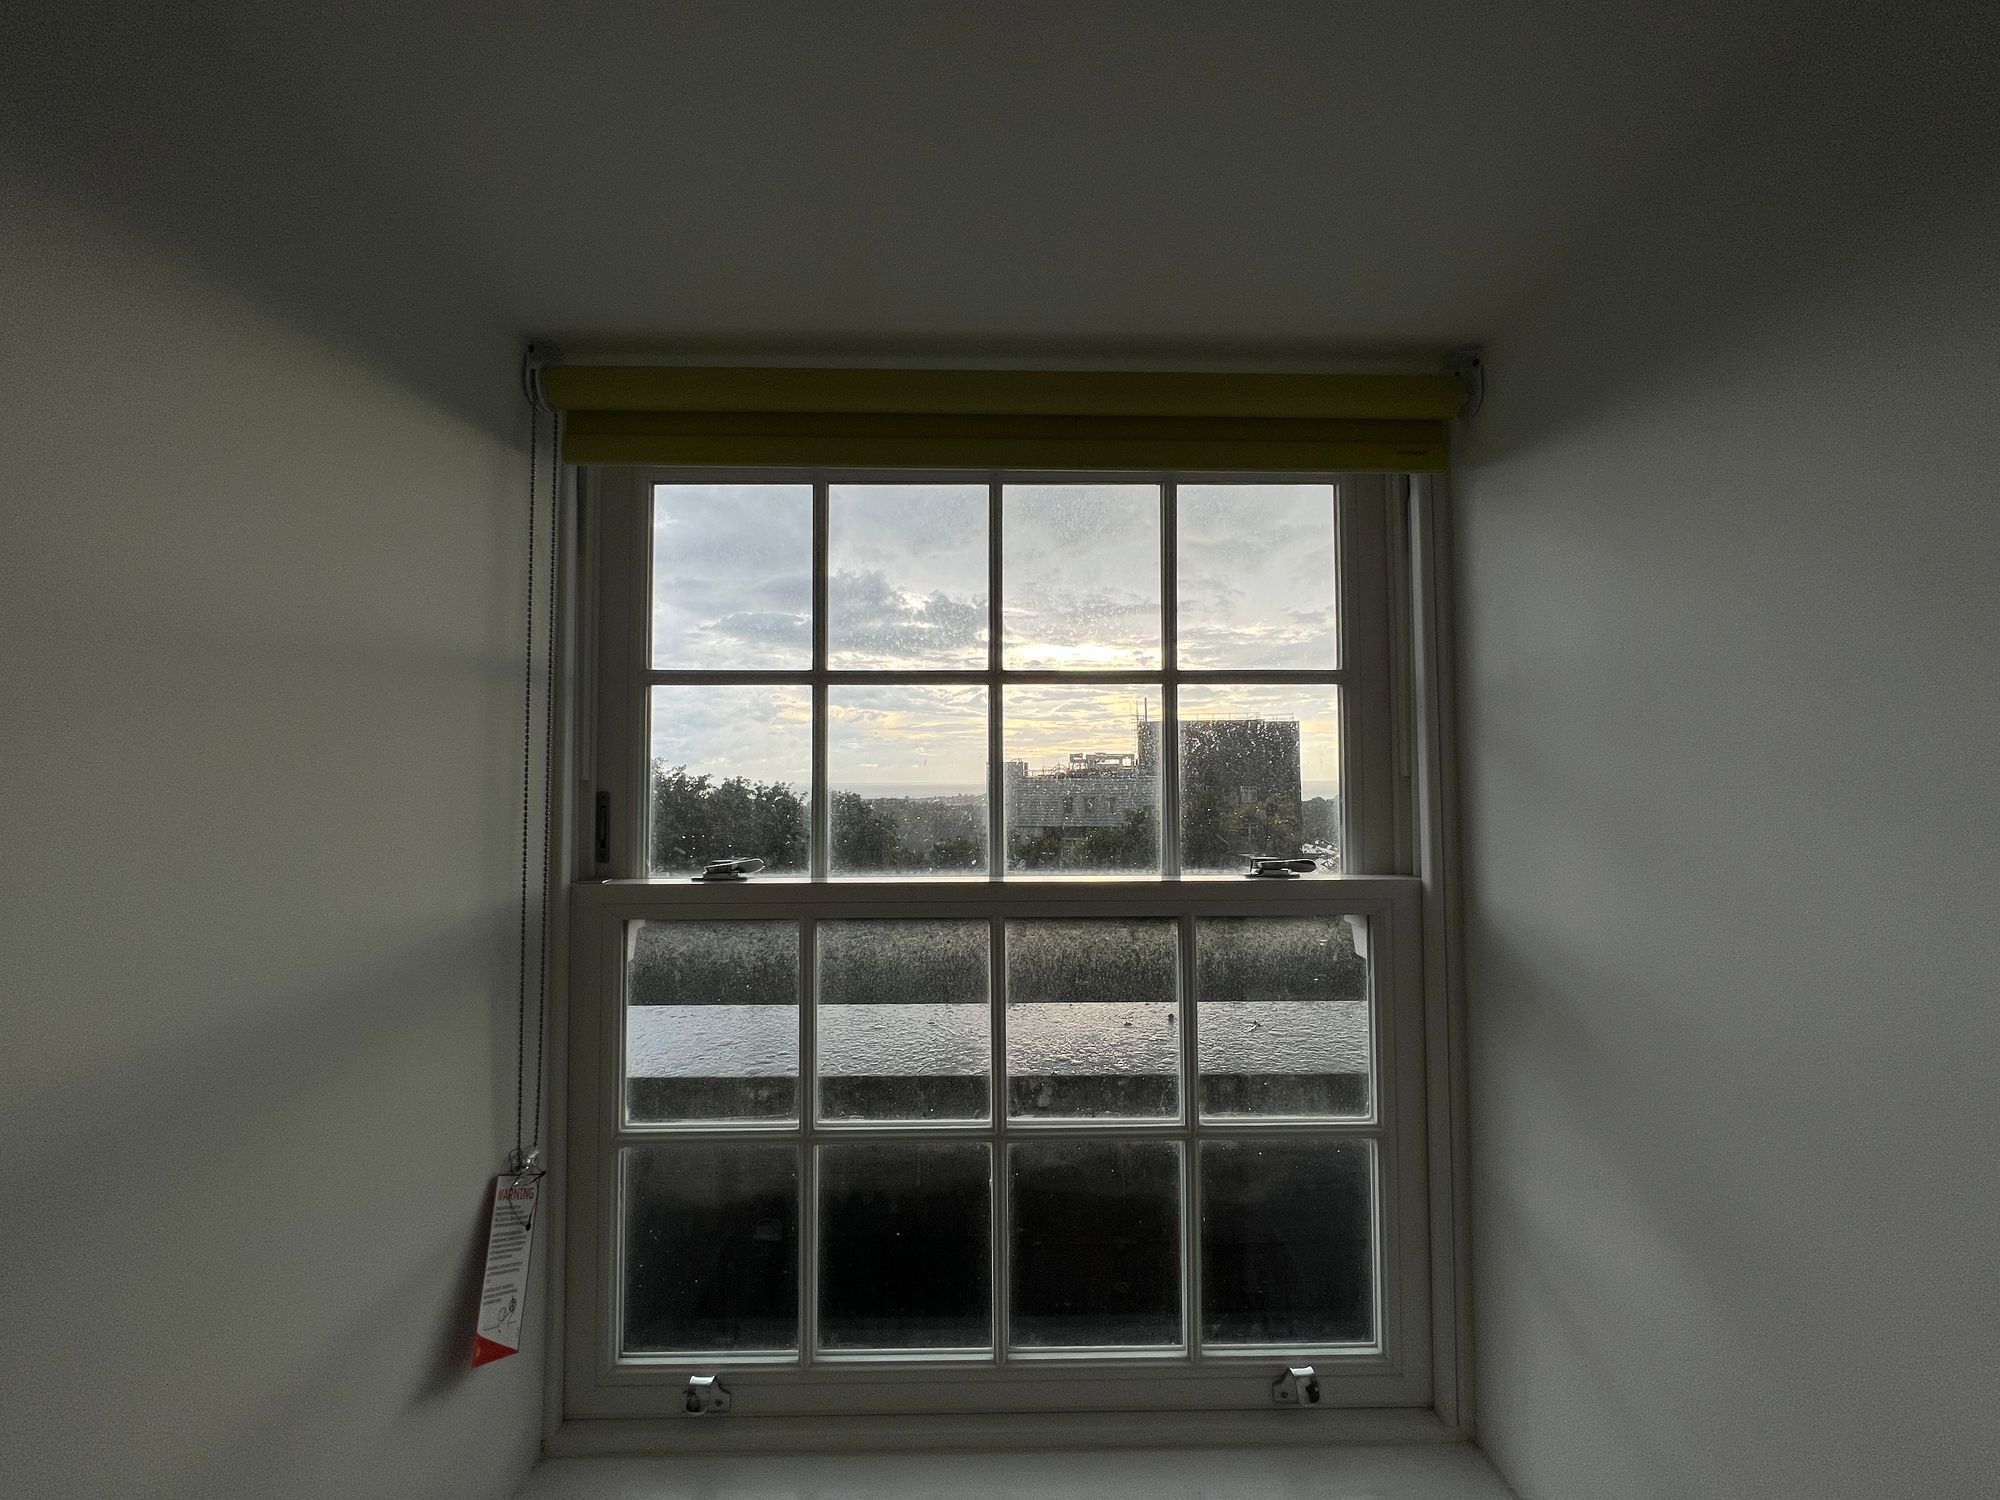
xmin=623 ymin=1143 xmax=799 ymax=1354
xmin=817 ymin=921 xmax=990 ymax=1121
xmin=1005 ymin=919 xmax=1179 ymax=1118
xmin=1176 ymin=484 xmax=1338 ymax=668
xmin=1010 ymin=1140 xmax=1182 ymax=1349
xmin=1002 ymin=685 xmax=1161 ymax=875
xmin=1001 ymin=485 xmax=1162 ymax=669
xmin=818 ymin=1142 xmax=992 ymax=1351
xmin=827 ymin=684 xmax=987 ymax=876
xmin=828 ymin=485 xmax=989 ymax=669
xmin=1200 ymin=1139 xmax=1374 ymax=1346
xmin=1177 ymin=684 xmax=1341 ymax=875
xmin=649 ymin=684 xmax=811 ymax=877
xmin=651 ymin=484 xmax=812 ymax=669
xmin=1196 ymin=917 xmax=1371 ymax=1118
xmin=626 ymin=920 xmax=799 ymax=1122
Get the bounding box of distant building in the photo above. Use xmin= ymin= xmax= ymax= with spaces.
xmin=1006 ymin=717 xmax=1303 ymax=843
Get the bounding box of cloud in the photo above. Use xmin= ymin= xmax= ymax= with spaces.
xmin=828 ymin=568 xmax=987 ymax=667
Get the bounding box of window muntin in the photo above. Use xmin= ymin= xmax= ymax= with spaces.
xmin=573 ymin=471 xmax=1433 ymax=1421
xmin=639 ymin=479 xmax=1351 ymax=882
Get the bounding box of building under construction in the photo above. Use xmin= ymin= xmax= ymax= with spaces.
xmin=1004 ymin=715 xmax=1304 ymax=843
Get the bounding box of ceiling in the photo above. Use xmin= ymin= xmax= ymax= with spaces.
xmin=16 ymin=1 xmax=1826 ymax=362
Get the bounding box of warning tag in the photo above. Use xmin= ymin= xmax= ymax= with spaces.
xmin=471 ymin=1174 xmax=540 ymax=1367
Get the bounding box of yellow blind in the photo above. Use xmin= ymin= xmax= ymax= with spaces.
xmin=544 ymin=366 xmax=1464 ymax=471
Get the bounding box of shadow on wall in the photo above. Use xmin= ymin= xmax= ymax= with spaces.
xmin=1466 ymin=0 xmax=2000 ymax=463
xmin=4 ymin=4 xmax=518 ymax=445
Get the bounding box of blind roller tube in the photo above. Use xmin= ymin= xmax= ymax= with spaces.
xmin=546 ymin=366 xmax=1463 ymax=471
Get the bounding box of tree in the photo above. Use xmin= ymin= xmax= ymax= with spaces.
xmin=1070 ymin=808 xmax=1158 ymax=869
xmin=649 ymin=763 xmax=807 ymax=873
xmin=829 ymin=790 xmax=898 ymax=871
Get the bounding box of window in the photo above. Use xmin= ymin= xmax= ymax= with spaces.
xmin=564 ymin=472 xmax=1448 ymax=1426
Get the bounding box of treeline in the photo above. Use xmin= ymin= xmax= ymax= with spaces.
xmin=650 ymin=762 xmax=1340 ymax=875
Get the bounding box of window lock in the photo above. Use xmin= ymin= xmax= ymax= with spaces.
xmin=684 ymin=1374 xmax=731 ymax=1415
xmin=694 ymin=857 xmax=766 ymax=883
xmin=1272 ymin=1365 xmax=1321 ymax=1406
xmin=1247 ymin=857 xmax=1318 ymax=879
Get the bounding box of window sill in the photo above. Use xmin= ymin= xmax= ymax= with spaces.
xmin=540 ymin=1405 xmax=1468 ymax=1459
xmin=520 ymin=1432 xmax=1511 ymax=1498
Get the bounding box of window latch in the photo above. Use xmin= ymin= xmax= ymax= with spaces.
xmin=684 ymin=1374 xmax=731 ymax=1415
xmin=1272 ymin=1365 xmax=1321 ymax=1406
xmin=1247 ymin=857 xmax=1318 ymax=879
xmin=694 ymin=857 xmax=766 ymax=883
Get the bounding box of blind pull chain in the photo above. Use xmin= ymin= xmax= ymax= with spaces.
xmin=512 ymin=341 xmax=562 ymax=1182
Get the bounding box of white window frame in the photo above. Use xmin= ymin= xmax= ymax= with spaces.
xmin=551 ymin=468 xmax=1470 ymax=1447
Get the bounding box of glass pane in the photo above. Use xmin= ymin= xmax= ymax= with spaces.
xmin=828 ymin=484 xmax=989 ymax=669
xmin=827 ymin=684 xmax=987 ymax=876
xmin=817 ymin=920 xmax=990 ymax=1122
xmin=651 ymin=483 xmax=812 ymax=669
xmin=1005 ymin=919 xmax=1179 ymax=1119
xmin=819 ymin=1142 xmax=992 ymax=1351
xmin=649 ymin=684 xmax=810 ymax=877
xmin=1002 ymin=484 xmax=1161 ymax=669
xmin=1010 ymin=1140 xmax=1181 ymax=1349
xmin=1200 ymin=1139 xmax=1374 ymax=1346
xmin=1176 ymin=484 xmax=1338 ymax=668
xmin=626 ymin=920 xmax=799 ymax=1123
xmin=1196 ymin=917 xmax=1371 ymax=1118
xmin=1003 ymin=686 xmax=1161 ymax=875
xmin=623 ymin=1142 xmax=799 ymax=1354
xmin=1177 ymin=684 xmax=1341 ymax=875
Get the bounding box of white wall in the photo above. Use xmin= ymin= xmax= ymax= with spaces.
xmin=1 ymin=18 xmax=544 ymax=1497
xmin=1453 ymin=7 xmax=2000 ymax=1497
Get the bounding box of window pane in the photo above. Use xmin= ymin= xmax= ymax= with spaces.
xmin=1005 ymin=919 xmax=1179 ymax=1119
xmin=649 ymin=684 xmax=810 ymax=877
xmin=626 ymin=920 xmax=799 ymax=1123
xmin=651 ymin=483 xmax=812 ymax=669
xmin=828 ymin=684 xmax=987 ymax=876
xmin=817 ymin=920 xmax=990 ymax=1122
xmin=1196 ymin=916 xmax=1370 ymax=1118
xmin=623 ymin=1142 xmax=799 ymax=1355
xmin=1176 ymin=484 xmax=1338 ymax=668
xmin=1177 ymin=684 xmax=1341 ymax=875
xmin=1003 ymin=686 xmax=1161 ymax=875
xmin=1200 ymin=1139 xmax=1374 ymax=1346
xmin=1002 ymin=485 xmax=1161 ymax=669
xmin=828 ymin=484 xmax=988 ymax=669
xmin=1010 ymin=1140 xmax=1181 ymax=1349
xmin=819 ymin=1142 xmax=991 ymax=1351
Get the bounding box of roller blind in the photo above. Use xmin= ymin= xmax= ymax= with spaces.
xmin=544 ymin=366 xmax=1464 ymax=471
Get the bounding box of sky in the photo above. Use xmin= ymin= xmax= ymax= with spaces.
xmin=648 ymin=483 xmax=1341 ymax=792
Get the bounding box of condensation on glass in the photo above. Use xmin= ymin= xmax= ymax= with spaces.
xmin=1001 ymin=485 xmax=1162 ymax=670
xmin=1176 ymin=484 xmax=1339 ymax=669
xmin=818 ymin=1141 xmax=992 ymax=1352
xmin=827 ymin=684 xmax=989 ymax=876
xmin=648 ymin=683 xmax=811 ymax=877
xmin=1010 ymin=1139 xmax=1182 ymax=1349
xmin=625 ymin=919 xmax=800 ymax=1123
xmin=651 ymin=484 xmax=812 ymax=669
xmin=1001 ymin=684 xmax=1162 ymax=876
xmin=816 ymin=920 xmax=990 ymax=1122
xmin=1196 ymin=916 xmax=1371 ymax=1118
xmin=623 ymin=1142 xmax=800 ymax=1355
xmin=1004 ymin=919 xmax=1180 ymax=1119
xmin=1177 ymin=683 xmax=1342 ymax=876
xmin=1200 ymin=1138 xmax=1375 ymax=1347
xmin=827 ymin=484 xmax=989 ymax=669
